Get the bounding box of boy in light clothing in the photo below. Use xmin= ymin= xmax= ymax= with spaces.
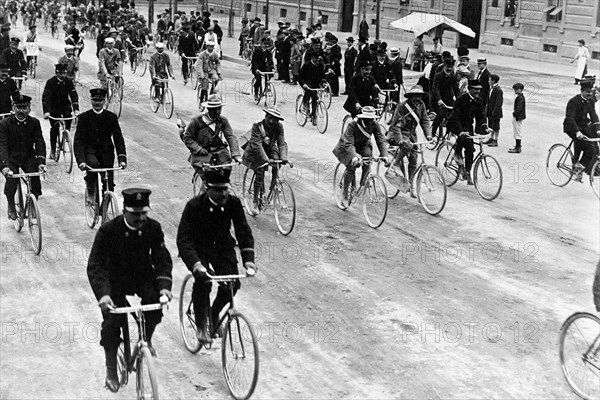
xmin=509 ymin=82 xmax=526 ymax=153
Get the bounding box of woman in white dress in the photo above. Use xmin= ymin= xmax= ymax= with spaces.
xmin=571 ymin=39 xmax=590 ymax=84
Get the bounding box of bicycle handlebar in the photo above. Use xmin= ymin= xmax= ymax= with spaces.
xmin=201 ymin=161 xmax=240 ymax=169
xmin=582 ymin=137 xmax=600 ymax=142
xmin=86 ymin=166 xmax=123 ymax=172
xmin=154 ymin=78 xmax=171 ymax=82
xmin=257 ymin=160 xmax=292 ymax=169
xmin=12 ymin=77 xmax=27 ymax=80
xmin=108 ymin=296 xmax=170 ymax=314
xmin=9 ymin=171 xmax=46 ymax=178
xmin=258 ymin=71 xmax=274 ymax=76
xmin=200 ymin=268 xmax=256 ymax=281
xmin=48 ymin=116 xmax=77 ymax=121
xmin=0 ymin=113 xmax=12 ymax=117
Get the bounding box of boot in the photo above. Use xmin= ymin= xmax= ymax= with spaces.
xmin=508 ymin=146 xmax=521 ymax=153
xmin=466 ymin=172 xmax=474 ymax=185
xmin=487 ymin=139 xmax=498 ymax=147
xmin=104 ymin=348 xmax=120 ymax=392
xmin=85 ymin=187 xmax=95 ymax=205
xmin=6 ymin=197 xmax=17 ymax=220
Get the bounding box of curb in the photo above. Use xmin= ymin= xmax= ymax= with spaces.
xmin=222 ymin=54 xmax=248 ymax=67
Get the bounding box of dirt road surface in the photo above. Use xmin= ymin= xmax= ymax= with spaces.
xmin=1 ymin=21 xmax=598 ymax=400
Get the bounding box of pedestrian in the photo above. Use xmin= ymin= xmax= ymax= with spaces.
xmin=238 ymin=18 xmax=249 ymax=56
xmin=484 ymin=73 xmax=503 ymax=147
xmin=571 ymin=39 xmax=590 ymax=85
xmin=212 ymin=20 xmax=223 ymax=59
xmin=342 ymin=36 xmax=357 ymax=95
xmin=290 ymin=36 xmax=301 ymax=85
xmin=509 ymin=82 xmax=526 ymax=153
xmin=326 ymin=35 xmax=341 ymax=96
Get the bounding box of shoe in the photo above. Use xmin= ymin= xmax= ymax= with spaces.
xmin=85 ymin=189 xmax=95 ymax=206
xmin=508 ymin=146 xmax=521 ymax=153
xmin=487 ymin=140 xmax=498 ymax=147
xmin=248 ymin=202 xmax=260 ymax=216
xmin=49 ymin=151 xmax=56 ymax=161
xmin=105 ymin=366 xmax=120 ymax=393
xmin=573 ymin=162 xmax=585 ymax=173
xmin=7 ymin=203 xmax=17 ymax=220
xmin=196 ymin=328 xmax=212 ymax=344
xmin=466 ymin=173 xmax=474 ymax=185
xmin=311 ymin=116 xmax=317 ymax=126
xmin=183 ymin=79 xmax=188 ymax=85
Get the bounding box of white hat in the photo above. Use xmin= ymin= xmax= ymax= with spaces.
xmin=356 ymin=106 xmax=379 ymax=119
xmin=155 ymin=42 xmax=165 ymax=49
xmin=205 ymin=40 xmax=216 ymax=46
xmin=104 ymin=37 xmax=115 ymax=44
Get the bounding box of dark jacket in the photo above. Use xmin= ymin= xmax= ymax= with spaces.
xmin=73 ymin=109 xmax=127 ymax=165
xmin=327 ymin=43 xmax=342 ymax=76
xmin=486 ymin=84 xmax=503 ymax=120
xmin=343 ymin=73 xmax=379 ymax=115
xmin=447 ymin=93 xmax=488 ymax=135
xmin=178 ymin=33 xmax=200 ymax=57
xmin=372 ymin=58 xmax=395 ymax=89
xmin=0 ymin=77 xmax=19 ymax=114
xmin=87 ymin=216 xmax=173 ymax=301
xmin=176 ymin=193 xmax=255 ymax=268
xmin=299 ymin=60 xmax=326 ymax=89
xmin=42 ymin=76 xmax=79 ymax=116
xmin=431 ymin=69 xmax=458 ymax=111
xmin=0 ymin=115 xmax=46 ymax=168
xmin=355 ymin=44 xmax=371 ymax=73
xmin=344 ymin=45 xmax=358 ymax=74
xmin=333 ymin=120 xmax=388 ymax=165
xmin=391 ymin=57 xmax=404 ymax=86
xmin=251 ymin=46 xmax=273 ymax=73
xmin=513 ymin=93 xmax=526 ymax=121
xmin=476 ymin=67 xmax=491 ymax=108
xmin=563 ymin=94 xmax=600 ymax=139
xmin=242 ymin=120 xmax=288 ymax=170
xmin=0 ymin=47 xmax=27 ymax=76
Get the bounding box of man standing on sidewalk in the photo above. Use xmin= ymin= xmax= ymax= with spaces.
xmin=484 ymin=74 xmax=503 ymax=147
xmin=342 ymin=37 xmax=357 ymax=95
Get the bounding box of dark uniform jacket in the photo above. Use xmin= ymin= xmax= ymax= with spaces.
xmin=344 ymin=46 xmax=358 ymax=75
xmin=447 ymin=93 xmax=488 ymax=135
xmin=476 ymin=67 xmax=491 ymax=108
xmin=177 ymin=193 xmax=255 ymax=268
xmin=0 ymin=33 xmax=10 ymax=54
xmin=242 ymin=120 xmax=288 ymax=170
xmin=391 ymin=57 xmax=404 ymax=86
xmin=563 ymin=94 xmax=600 ymax=139
xmin=372 ymin=59 xmax=395 ymax=89
xmin=178 ymin=33 xmax=200 ymax=57
xmin=486 ymin=84 xmax=503 ymax=120
xmin=355 ymin=44 xmax=371 ymax=73
xmin=431 ymin=69 xmax=458 ymax=111
xmin=42 ymin=76 xmax=79 ymax=116
xmin=0 ymin=115 xmax=46 ymax=168
xmin=87 ymin=216 xmax=173 ymax=301
xmin=0 ymin=77 xmax=19 ymax=114
xmin=343 ymin=73 xmax=379 ymax=115
xmin=251 ymin=46 xmax=273 ymax=73
xmin=96 ymin=32 xmax=107 ymax=58
xmin=513 ymin=93 xmax=526 ymax=121
xmin=333 ymin=120 xmax=388 ymax=165
xmin=299 ymin=60 xmax=326 ymax=89
xmin=0 ymin=47 xmax=27 ymax=76
xmin=73 ymin=109 xmax=127 ymax=165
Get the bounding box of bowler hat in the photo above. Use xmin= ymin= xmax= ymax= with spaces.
xmin=346 ymin=36 xmax=354 ymax=42
xmin=122 ymin=188 xmax=151 ymax=212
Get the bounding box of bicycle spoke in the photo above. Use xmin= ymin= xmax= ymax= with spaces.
xmin=222 ymin=313 xmax=259 ymax=400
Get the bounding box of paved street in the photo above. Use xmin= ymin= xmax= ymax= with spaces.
xmin=0 ymin=18 xmax=599 ymax=399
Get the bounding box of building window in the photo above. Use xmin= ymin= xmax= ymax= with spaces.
xmin=501 ymin=38 xmax=514 ymax=45
xmin=400 ymin=0 xmax=409 ymax=5
xmin=430 ymin=0 xmax=438 ymax=8
xmin=262 ymin=5 xmax=267 ymax=14
xmin=245 ymin=3 xmax=251 ymax=12
xmin=321 ymin=14 xmax=328 ymax=24
xmin=543 ymin=44 xmax=558 ymax=52
xmin=597 ymin=3 xmax=600 ymax=27
xmin=544 ymin=0 xmax=563 ymax=22
xmin=300 ymin=11 xmax=306 ymax=21
xmin=492 ymin=0 xmax=499 ymax=7
xmin=280 ymin=8 xmax=287 ymax=18
xmin=371 ymin=18 xmax=377 ymax=25
xmin=592 ymin=51 xmax=600 ymax=60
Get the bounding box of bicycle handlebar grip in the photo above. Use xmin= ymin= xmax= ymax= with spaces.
xmin=246 ymin=268 xmax=256 ymax=277
xmin=159 ymin=295 xmax=169 ymax=304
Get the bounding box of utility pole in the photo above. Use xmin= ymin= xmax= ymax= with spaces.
xmin=310 ymin=0 xmax=314 ymax=27
xmin=148 ymin=0 xmax=154 ymax=31
xmin=173 ymin=0 xmax=177 ymax=19
xmin=227 ymin=0 xmax=234 ymax=37
xmin=297 ymin=0 xmax=301 ymax=30
xmin=265 ymin=0 xmax=269 ymax=29
xmin=375 ymin=0 xmax=380 ymax=39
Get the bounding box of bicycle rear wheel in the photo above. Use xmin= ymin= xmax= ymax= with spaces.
xmin=222 ymin=311 xmax=259 ymax=400
xmin=416 ymin=166 xmax=447 ymax=215
xmin=179 ymin=274 xmax=202 ymax=353
xmin=101 ymin=191 xmax=120 ymax=224
xmin=113 ymin=81 xmax=123 ymax=118
xmin=13 ymin=180 xmax=24 ymax=232
xmin=559 ymin=312 xmax=600 ymax=400
xmin=546 ymin=143 xmax=574 ymax=187
xmin=163 ymin=88 xmax=174 ymax=119
xmin=264 ymin=82 xmax=276 ymax=107
xmin=150 ymin=86 xmax=159 ymax=113
xmin=590 ymin=159 xmax=600 ymax=199
xmin=241 ymin=168 xmax=257 ymax=216
xmin=84 ymin=187 xmax=99 ymax=228
xmin=136 ymin=346 xmax=159 ymax=400
xmin=295 ymin=95 xmax=308 ymax=127
xmin=190 ymin=65 xmax=198 ymax=89
xmin=27 ymin=194 xmax=42 ymax=255
xmin=322 ymin=83 xmax=332 ymax=109
xmin=333 ymin=162 xmax=349 ymax=210
xmin=376 ymin=158 xmax=402 ymax=199
xmin=62 ymin=131 xmax=73 ymax=174
xmin=474 ymin=154 xmax=503 ymax=201
xmin=362 ymin=175 xmax=388 ymax=229
xmin=435 ymin=142 xmax=460 ymax=187
xmin=137 ymin=57 xmax=147 ymax=77
xmin=316 ymin=101 xmax=328 ymax=134
xmin=274 ymin=180 xmax=296 ymax=236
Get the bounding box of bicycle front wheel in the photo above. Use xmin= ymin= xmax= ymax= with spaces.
xmin=190 ymin=66 xmax=198 ymax=89
xmin=362 ymin=175 xmax=388 ymax=229
xmin=84 ymin=187 xmax=99 ymax=228
xmin=264 ymin=82 xmax=276 ymax=107
xmin=376 ymin=158 xmax=401 ymax=199
xmin=416 ymin=166 xmax=447 ymax=216
xmin=426 ymin=127 xmax=443 ymax=151
xmin=474 ymin=154 xmax=503 ymax=201
xmin=150 ymin=86 xmax=159 ymax=113
xmin=546 ymin=143 xmax=574 ymax=187
xmin=136 ymin=346 xmax=159 ymax=400
xmin=295 ymin=94 xmax=308 ymax=127
xmin=163 ymin=88 xmax=174 ymax=119
xmin=27 ymin=194 xmax=42 ymax=255
xmin=113 ymin=82 xmax=123 ymax=118
xmin=222 ymin=311 xmax=259 ymax=400
xmin=116 ymin=340 xmax=129 ymax=386
xmin=559 ymin=312 xmax=600 ymax=400
xmin=101 ymin=191 xmax=120 ymax=224
xmin=435 ymin=142 xmax=460 ymax=187
xmin=251 ymin=78 xmax=261 ymax=105
xmin=316 ymin=101 xmax=328 ymax=134
xmin=241 ymin=168 xmax=256 ymax=216
xmin=590 ymin=159 xmax=600 ymax=199
xmin=341 ymin=114 xmax=351 ymax=137
xmin=62 ymin=131 xmax=73 ymax=174
xmin=274 ymin=180 xmax=296 ymax=235
xmin=13 ymin=179 xmax=24 ymax=232
xmin=138 ymin=58 xmax=147 ymax=77
xmin=322 ymin=83 xmax=332 ymax=109
xmin=179 ymin=274 xmax=202 ymax=353
xmin=333 ymin=162 xmax=349 ymax=210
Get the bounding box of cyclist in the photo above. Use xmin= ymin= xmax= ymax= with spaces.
xmin=196 ymin=40 xmax=221 ymax=105
xmin=430 ymin=57 xmax=459 ymax=139
xmin=23 ymin=24 xmax=39 ymax=70
xmin=372 ymin=48 xmax=396 ymax=91
xmin=0 ymin=94 xmax=46 ymax=220
xmin=342 ymin=60 xmax=379 ymax=118
xmin=299 ymin=51 xmax=327 ymax=126
xmin=149 ymin=41 xmax=174 ymax=101
xmin=250 ymin=37 xmax=274 ymax=102
xmin=87 ymin=187 xmax=173 ymax=393
xmin=332 ymin=106 xmax=389 ymax=207
xmin=0 ymin=37 xmax=26 ymax=90
xmin=180 ymin=94 xmax=241 ymax=186
xmin=57 ymin=44 xmax=79 ymax=81
xmin=97 ymin=37 xmax=122 ymax=91
xmin=387 ymin=85 xmax=432 ymax=196
xmin=241 ymin=107 xmax=288 ymax=215
xmin=446 ymin=79 xmax=490 ymax=185
xmin=563 ymin=78 xmax=600 ymax=176
xmin=0 ymin=63 xmax=19 ymax=116
xmin=177 ymin=24 xmax=199 ymax=85
xmin=176 ymin=167 xmax=256 ymax=345
xmin=73 ymin=88 xmax=127 ymax=204
xmin=42 ymin=63 xmax=79 ymax=160
xmin=65 ymin=27 xmax=84 ymax=57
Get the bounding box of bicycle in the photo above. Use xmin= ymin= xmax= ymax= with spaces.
xmin=251 ymin=71 xmax=275 ymax=107
xmin=84 ymin=166 xmax=122 ymax=228
xmin=47 ymin=116 xmax=76 ymax=173
xmin=426 ymin=103 xmax=453 ymax=151
xmin=320 ymin=78 xmax=332 ymax=109
xmin=379 ymin=87 xmax=398 ymax=125
xmin=50 ymin=19 xmax=59 ymax=39
xmin=131 ymin=46 xmax=147 ymax=76
xmin=546 ymin=137 xmax=600 ymax=199
xmin=435 ymin=133 xmax=503 ymax=201
xmin=150 ymin=78 xmax=174 ymax=119
xmin=192 ymin=161 xmax=240 ymax=198
xmin=558 ymin=311 xmax=600 ymax=400
xmin=333 ymin=157 xmax=389 ymax=229
xmin=181 ymin=55 xmax=198 ymax=88
xmin=7 ymin=169 xmax=45 ymax=254
xmin=197 ymin=76 xmax=220 ymax=110
xmin=241 ymin=40 xmax=253 ymax=66
xmin=179 ymin=266 xmax=259 ymax=400
xmin=25 ymin=42 xmax=39 ymax=79
xmin=378 ymin=140 xmax=447 ymax=215
xmin=105 ymin=74 xmax=123 ymax=118
xmin=295 ymin=87 xmax=328 ymax=134
xmin=12 ymin=76 xmax=26 ymax=91
xmin=241 ymin=160 xmax=296 ymax=235
xmin=0 ymin=112 xmax=12 ymax=120
xmin=109 ymin=295 xmax=170 ymax=400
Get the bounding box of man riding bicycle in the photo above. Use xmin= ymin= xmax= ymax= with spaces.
xmin=23 ymin=24 xmax=39 ymax=69
xmin=299 ymin=51 xmax=327 ymax=126
xmin=0 ymin=64 xmax=19 ymax=116
xmin=149 ymin=42 xmax=174 ymax=101
xmin=178 ymin=25 xmax=199 ymax=85
xmin=58 ymin=45 xmax=79 ymax=81
xmin=87 ymin=188 xmax=173 ymax=393
xmin=250 ymin=37 xmax=274 ymax=102
xmin=180 ymin=94 xmax=241 ymax=188
xmin=196 ymin=40 xmax=221 ymax=105
xmin=97 ymin=37 xmax=122 ymax=91
xmin=241 ymin=107 xmax=288 ymax=215
xmin=176 ymin=168 xmax=256 ymax=344
xmin=0 ymin=37 xmax=26 ymax=90
xmin=343 ymin=60 xmax=379 ymax=118
xmin=332 ymin=106 xmax=389 ymax=207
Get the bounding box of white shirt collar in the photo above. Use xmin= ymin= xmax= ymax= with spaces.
xmin=123 ymin=217 xmax=138 ymax=231
xmin=93 ymin=108 xmax=104 ymax=115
